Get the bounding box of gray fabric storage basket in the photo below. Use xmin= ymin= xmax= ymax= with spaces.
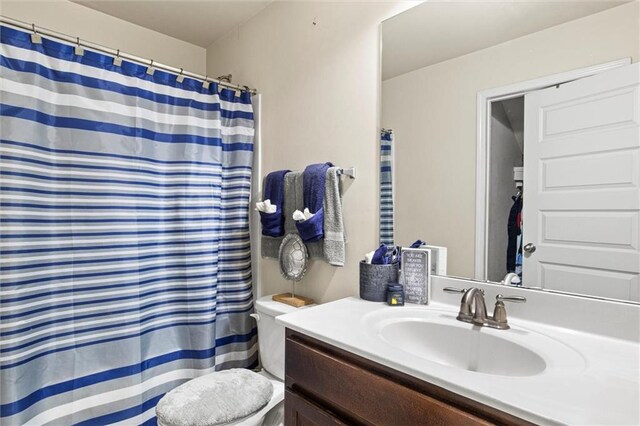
xmin=359 ymin=261 xmax=400 ymax=302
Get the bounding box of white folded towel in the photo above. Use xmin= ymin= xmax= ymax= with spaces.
xmin=292 ymin=208 xmax=314 ymax=222
xmin=364 ymin=251 xmax=376 ymax=264
xmin=256 ymin=199 xmax=277 ymax=213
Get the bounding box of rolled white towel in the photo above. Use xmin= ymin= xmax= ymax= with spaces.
xmin=265 ymin=200 xmax=277 ymax=213
xmin=292 ymin=210 xmax=306 ymax=222
xmin=364 ymin=250 xmax=376 ymax=264
xmin=293 ymin=208 xmax=315 ymax=222
xmin=256 ymin=199 xmax=277 ymax=213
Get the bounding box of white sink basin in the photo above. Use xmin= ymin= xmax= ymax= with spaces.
xmin=363 ymin=307 xmax=585 ymax=378
xmin=380 ymin=320 xmax=545 ymax=376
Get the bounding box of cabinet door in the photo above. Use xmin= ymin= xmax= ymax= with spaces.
xmin=286 ymin=337 xmax=492 ymax=426
xmin=285 ymin=390 xmax=348 ymax=426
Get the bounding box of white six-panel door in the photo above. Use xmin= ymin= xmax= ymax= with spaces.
xmin=523 ymin=63 xmax=640 ymax=302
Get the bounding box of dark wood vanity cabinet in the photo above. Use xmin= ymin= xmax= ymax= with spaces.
xmin=284 ymin=329 xmax=532 ymax=426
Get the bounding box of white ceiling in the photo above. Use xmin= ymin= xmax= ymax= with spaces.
xmin=382 ymin=1 xmax=629 ymax=80
xmin=72 ymin=0 xmax=272 ymax=47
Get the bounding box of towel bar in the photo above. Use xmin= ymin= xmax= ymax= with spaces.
xmin=338 ymin=167 xmax=356 ymax=179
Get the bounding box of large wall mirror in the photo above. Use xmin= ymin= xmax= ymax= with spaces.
xmin=381 ymin=1 xmax=640 ymax=303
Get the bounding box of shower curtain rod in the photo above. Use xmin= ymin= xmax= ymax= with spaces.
xmin=0 ymin=15 xmax=258 ymax=95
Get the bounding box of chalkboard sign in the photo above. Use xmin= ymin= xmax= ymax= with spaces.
xmin=400 ymin=248 xmax=431 ymax=304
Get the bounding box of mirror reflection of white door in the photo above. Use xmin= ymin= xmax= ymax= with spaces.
xmin=523 ymin=63 xmax=640 ymax=302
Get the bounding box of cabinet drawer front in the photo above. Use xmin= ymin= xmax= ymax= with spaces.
xmin=286 ymin=337 xmax=492 ymax=426
xmin=286 ymin=389 xmax=348 ymax=426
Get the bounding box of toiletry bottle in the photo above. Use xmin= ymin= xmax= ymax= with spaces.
xmin=386 ymin=283 xmax=405 ymax=306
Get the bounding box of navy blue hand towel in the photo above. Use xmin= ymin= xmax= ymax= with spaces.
xmin=372 ymin=244 xmax=389 ymax=265
xmin=261 ymin=169 xmax=290 ymax=237
xmin=296 ymin=162 xmax=332 ymax=242
xmin=303 ymin=162 xmax=333 ymax=213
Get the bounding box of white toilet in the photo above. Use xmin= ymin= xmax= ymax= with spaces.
xmin=237 ymin=295 xmax=303 ymax=425
xmin=157 ymin=295 xmax=301 ymax=426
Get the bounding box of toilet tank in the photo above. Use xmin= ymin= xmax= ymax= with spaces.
xmin=253 ymin=295 xmax=302 ymax=381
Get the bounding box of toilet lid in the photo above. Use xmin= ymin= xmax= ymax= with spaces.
xmin=156 ymin=368 xmax=274 ymax=426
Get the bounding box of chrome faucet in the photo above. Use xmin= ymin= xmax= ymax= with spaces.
xmin=443 ymin=287 xmax=526 ymax=330
xmin=456 ymin=287 xmax=488 ymax=325
xmin=502 ymin=272 xmax=520 ymax=286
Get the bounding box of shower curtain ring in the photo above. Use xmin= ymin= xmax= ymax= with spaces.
xmin=74 ymin=37 xmax=84 ymax=56
xmin=30 ymin=23 xmax=42 ymax=44
xmin=176 ymin=68 xmax=185 ymax=83
xmin=147 ymin=59 xmax=155 ymax=76
xmin=113 ymin=49 xmax=122 ymax=67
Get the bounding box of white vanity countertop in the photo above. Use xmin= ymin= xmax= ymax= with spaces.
xmin=277 ymin=297 xmax=640 ymax=426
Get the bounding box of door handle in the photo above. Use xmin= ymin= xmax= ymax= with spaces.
xmin=523 ymin=243 xmax=536 ymax=253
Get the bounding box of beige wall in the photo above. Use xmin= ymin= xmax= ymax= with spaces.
xmin=0 ymin=0 xmax=206 ymax=74
xmin=206 ymin=1 xmax=413 ymax=303
xmin=382 ymin=2 xmax=640 ymax=279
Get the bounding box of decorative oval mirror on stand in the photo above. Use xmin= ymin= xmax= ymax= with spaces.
xmin=279 ymin=233 xmax=308 ymax=281
xmin=274 ymin=233 xmax=314 ymax=307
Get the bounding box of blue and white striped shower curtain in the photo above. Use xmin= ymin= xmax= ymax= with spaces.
xmin=380 ymin=130 xmax=394 ymax=246
xmin=0 ymin=25 xmax=256 ymax=425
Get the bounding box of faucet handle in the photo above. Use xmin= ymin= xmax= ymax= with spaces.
xmin=443 ymin=287 xmax=466 ymax=294
xmin=496 ymin=294 xmax=526 ymax=303
xmin=491 ymin=294 xmax=526 ymax=330
xmin=445 ymin=287 xmax=485 ymax=295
